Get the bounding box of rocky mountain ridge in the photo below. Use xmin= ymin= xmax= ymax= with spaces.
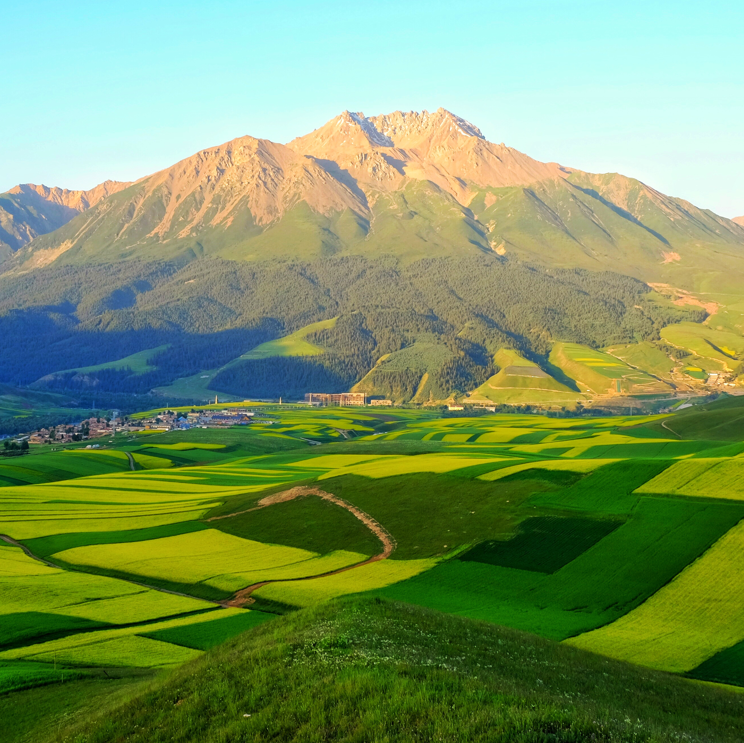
xmin=0 ymin=180 xmax=131 ymax=257
xmin=6 ymin=109 xmax=744 ymax=292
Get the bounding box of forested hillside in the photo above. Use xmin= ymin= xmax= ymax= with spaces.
xmin=2 ymin=109 xmax=741 ymax=406
xmin=0 ymin=255 xmax=700 ymax=401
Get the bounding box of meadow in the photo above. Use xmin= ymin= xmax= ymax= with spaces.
xmin=4 ymin=397 xmax=744 ymax=728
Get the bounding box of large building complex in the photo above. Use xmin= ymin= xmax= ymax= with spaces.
xmin=305 ymin=392 xmax=367 ymax=406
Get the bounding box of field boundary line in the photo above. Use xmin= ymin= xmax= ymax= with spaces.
xmin=0 ymin=533 xmax=223 ymax=606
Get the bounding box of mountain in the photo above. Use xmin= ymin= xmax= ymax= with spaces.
xmin=1 ymin=109 xmax=743 ymax=407
xmin=0 ymin=180 xmax=131 ymax=260
xmin=8 ymin=109 xmax=744 ymax=292
xmin=734 ymin=216 xmax=744 ymax=226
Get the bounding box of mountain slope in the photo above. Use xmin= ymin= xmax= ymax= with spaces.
xmin=0 ymin=181 xmax=130 ymax=259
xmin=734 ymin=216 xmax=744 ymax=226
xmin=10 ymin=109 xmax=744 ymax=290
xmin=13 ymin=137 xmax=366 ymax=268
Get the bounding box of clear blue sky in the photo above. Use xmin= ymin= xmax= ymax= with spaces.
xmin=2 ymin=0 xmax=743 ymax=217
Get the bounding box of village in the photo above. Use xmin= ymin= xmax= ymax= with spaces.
xmin=1 ymin=393 xmax=399 ymax=451
xmin=3 ymin=406 xmax=259 ymax=450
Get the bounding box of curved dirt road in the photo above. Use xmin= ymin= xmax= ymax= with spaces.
xmin=209 ymin=486 xmax=396 ymax=607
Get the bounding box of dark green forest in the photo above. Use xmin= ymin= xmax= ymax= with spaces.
xmin=0 ymin=255 xmax=703 ymax=400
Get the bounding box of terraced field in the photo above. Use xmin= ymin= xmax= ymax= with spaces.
xmin=550 ymin=341 xmax=672 ymax=396
xmin=467 ymin=348 xmax=583 ymax=406
xmin=4 ymin=400 xmax=744 ymax=699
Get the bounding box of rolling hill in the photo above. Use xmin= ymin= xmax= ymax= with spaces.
xmin=466 ymin=348 xmax=583 ymax=406
xmin=17 ymin=597 xmax=744 ymax=743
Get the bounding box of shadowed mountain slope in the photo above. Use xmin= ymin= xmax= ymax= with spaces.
xmin=0 ymin=181 xmax=130 ymax=258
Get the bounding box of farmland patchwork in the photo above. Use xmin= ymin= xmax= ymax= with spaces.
xmin=4 ymin=405 xmax=744 ymax=693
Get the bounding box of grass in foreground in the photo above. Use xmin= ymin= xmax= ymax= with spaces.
xmin=41 ymin=597 xmax=744 ymax=743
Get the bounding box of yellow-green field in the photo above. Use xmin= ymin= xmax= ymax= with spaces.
xmin=4 ymin=400 xmax=744 ymax=697
xmin=549 ymin=342 xmax=672 ymax=396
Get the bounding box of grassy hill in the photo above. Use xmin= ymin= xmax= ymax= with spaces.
xmin=643 ymin=394 xmax=744 ymax=441
xmin=0 ymin=384 xmax=90 ymax=436
xmin=16 ymin=597 xmax=744 ymax=743
xmin=550 ymin=342 xmax=673 ymax=396
xmin=604 ymin=342 xmax=676 ymax=381
xmin=352 ymin=335 xmax=461 ymax=403
xmin=4 ymin=403 xmax=744 ymax=739
xmin=33 ymin=346 xmax=169 ymax=388
xmin=660 ymin=322 xmax=744 ymax=372
xmin=237 ymin=318 xmax=336 ymax=360
xmin=153 ymin=319 xmax=339 ymax=401
xmin=466 ymin=348 xmax=582 ymax=406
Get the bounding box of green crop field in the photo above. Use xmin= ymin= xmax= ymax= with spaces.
xmin=467 ymin=348 xmax=584 ymax=406
xmin=661 ymin=322 xmax=744 ymax=371
xmin=54 ymin=529 xmax=368 ymax=598
xmin=6 ymin=396 xmax=744 ymax=721
xmin=550 ymin=341 xmax=672 ymax=395
xmin=605 ymin=341 xmax=676 ymax=380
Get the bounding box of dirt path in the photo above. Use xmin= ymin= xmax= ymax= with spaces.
xmin=661 ymin=419 xmax=681 ymax=438
xmin=125 ymin=452 xmax=136 ymax=471
xmin=209 ymin=486 xmax=396 ymax=608
xmin=0 ymin=533 xmax=60 ymax=568
xmin=2 ymin=487 xmax=396 ymax=613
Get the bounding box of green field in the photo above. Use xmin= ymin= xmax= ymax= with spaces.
xmin=153 ymin=319 xmax=337 ymax=401
xmin=239 ymin=318 xmax=336 ymax=360
xmin=5 ymin=398 xmax=744 ymax=727
xmin=661 ymin=322 xmax=744 ymax=371
xmin=550 ymin=341 xmax=672 ymax=395
xmin=467 ymin=348 xmax=583 ymax=406
xmin=59 ymin=345 xmax=169 ymax=375
xmin=605 ymin=341 xmax=676 ymax=380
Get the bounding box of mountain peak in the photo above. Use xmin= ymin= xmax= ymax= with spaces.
xmin=368 ymin=108 xmax=485 ymax=149
xmin=289 ymin=108 xmax=487 ymax=160
xmin=8 ymin=180 xmax=131 ymax=210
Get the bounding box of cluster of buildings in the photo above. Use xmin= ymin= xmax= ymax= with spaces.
xmin=28 ymin=417 xmax=115 ymax=444
xmin=20 ymin=408 xmax=259 ymax=446
xmin=304 ymin=392 xmax=393 ymax=407
xmin=133 ymin=408 xmax=255 ymax=431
